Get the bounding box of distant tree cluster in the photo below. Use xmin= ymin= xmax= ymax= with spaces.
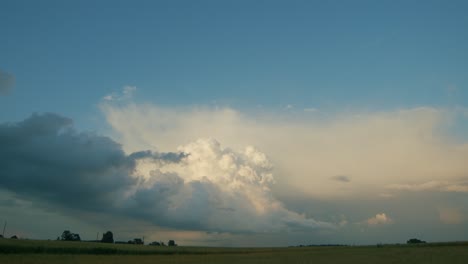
xmin=128 ymin=238 xmax=144 ymax=245
xmin=115 ymin=238 xmax=145 ymax=245
xmin=59 ymin=230 xmax=81 ymax=241
xmin=149 ymin=240 xmax=177 ymax=246
xmin=407 ymin=238 xmax=426 ymax=244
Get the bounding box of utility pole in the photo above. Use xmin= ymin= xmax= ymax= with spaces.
xmin=2 ymin=221 xmax=6 ymax=237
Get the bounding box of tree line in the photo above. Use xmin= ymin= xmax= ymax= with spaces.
xmin=57 ymin=230 xmax=177 ymax=246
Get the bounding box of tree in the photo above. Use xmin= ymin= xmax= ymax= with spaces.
xmin=60 ymin=230 xmax=81 ymax=241
xmin=407 ymin=238 xmax=426 ymax=244
xmin=72 ymin=233 xmax=81 ymax=241
xmin=101 ymin=231 xmax=114 ymax=243
xmin=168 ymin=240 xmax=177 ymax=246
xmin=61 ymin=230 xmax=72 ymax=241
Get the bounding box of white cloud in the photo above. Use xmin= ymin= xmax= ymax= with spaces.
xmin=303 ymin=108 xmax=318 ymax=112
xmin=366 ymin=213 xmax=392 ymax=226
xmin=103 ymin=86 xmax=136 ymax=101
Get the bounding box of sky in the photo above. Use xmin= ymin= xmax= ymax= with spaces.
xmin=0 ymin=0 xmax=468 ymax=246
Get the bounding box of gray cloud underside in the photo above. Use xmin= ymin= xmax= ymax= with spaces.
xmin=0 ymin=113 xmax=188 ymax=221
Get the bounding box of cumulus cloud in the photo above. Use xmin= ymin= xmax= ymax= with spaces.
xmin=127 ymin=138 xmax=332 ymax=232
xmin=366 ymin=213 xmax=392 ymax=226
xmin=0 ymin=113 xmax=331 ymax=234
xmin=0 ymin=69 xmax=15 ymax=95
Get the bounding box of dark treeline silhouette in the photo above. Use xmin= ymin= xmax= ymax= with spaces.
xmin=56 ymin=230 xmax=177 ymax=246
xmin=407 ymin=238 xmax=426 ymax=244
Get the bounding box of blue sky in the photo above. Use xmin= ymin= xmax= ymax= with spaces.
xmin=2 ymin=0 xmax=467 ymax=124
xmin=1 ymin=0 xmax=468 ymax=245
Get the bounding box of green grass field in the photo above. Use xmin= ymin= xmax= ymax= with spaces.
xmin=1 ymin=238 xmax=467 ymax=264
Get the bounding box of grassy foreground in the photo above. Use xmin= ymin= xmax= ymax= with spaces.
xmin=1 ymin=239 xmax=467 ymax=264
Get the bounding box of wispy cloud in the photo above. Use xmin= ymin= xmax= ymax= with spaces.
xmin=103 ymin=86 xmax=136 ymax=102
xmin=331 ymin=175 xmax=351 ymax=183
xmin=387 ymin=181 xmax=468 ymax=193
xmin=0 ymin=69 xmax=15 ymax=96
xmin=438 ymin=208 xmax=463 ymax=225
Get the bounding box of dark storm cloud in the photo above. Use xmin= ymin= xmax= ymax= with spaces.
xmin=0 ymin=113 xmax=185 ymax=211
xmin=0 ymin=70 xmax=15 ymax=95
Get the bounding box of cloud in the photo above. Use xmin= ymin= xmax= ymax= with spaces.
xmin=438 ymin=208 xmax=463 ymax=225
xmin=0 ymin=113 xmax=185 ymax=211
xmin=331 ymin=175 xmax=351 ymax=183
xmin=0 ymin=69 xmax=15 ymax=95
xmin=103 ymin=86 xmax=136 ymax=101
xmin=366 ymin=213 xmax=392 ymax=226
xmin=0 ymin=113 xmax=331 ymax=234
xmin=387 ymin=181 xmax=468 ymax=193
xmin=101 ymin=103 xmax=468 ymax=200
xmin=127 ymin=138 xmax=332 ymax=232
xmin=0 ymin=113 xmax=134 ymax=210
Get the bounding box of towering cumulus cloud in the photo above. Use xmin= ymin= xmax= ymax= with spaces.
xmin=0 ymin=113 xmax=330 ymax=233
xmin=129 ymin=138 xmax=330 ymax=232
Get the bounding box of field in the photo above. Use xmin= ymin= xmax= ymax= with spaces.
xmin=1 ymin=239 xmax=467 ymax=264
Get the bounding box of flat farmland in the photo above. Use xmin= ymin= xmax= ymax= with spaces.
xmin=1 ymin=239 xmax=467 ymax=264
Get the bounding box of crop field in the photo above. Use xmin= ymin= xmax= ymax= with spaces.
xmin=1 ymin=239 xmax=468 ymax=264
